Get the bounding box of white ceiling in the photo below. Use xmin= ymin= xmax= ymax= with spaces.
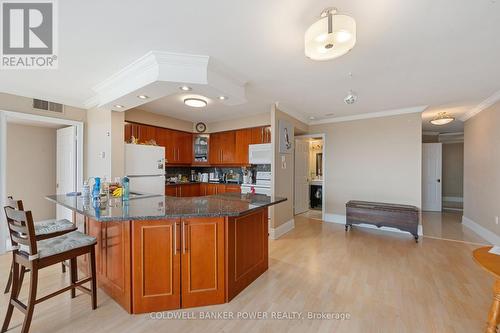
xmin=1 ymin=0 xmax=499 ymax=125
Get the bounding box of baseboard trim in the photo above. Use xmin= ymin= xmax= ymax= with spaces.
xmin=324 ymin=213 xmax=423 ymax=236
xmin=443 ymin=196 xmax=464 ymax=203
xmin=462 ymin=216 xmax=500 ymax=245
xmin=269 ymin=218 xmax=295 ymax=240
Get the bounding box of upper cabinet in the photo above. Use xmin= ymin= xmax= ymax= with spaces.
xmin=125 ymin=123 xmax=192 ymax=165
xmin=250 ymin=126 xmax=271 ymax=144
xmin=209 ymin=131 xmax=236 ymax=165
xmin=125 ymin=123 xmax=270 ymax=167
xmin=125 ymin=123 xmax=157 ymax=143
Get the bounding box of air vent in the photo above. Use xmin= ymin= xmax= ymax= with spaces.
xmin=33 ymin=99 xmax=64 ymax=113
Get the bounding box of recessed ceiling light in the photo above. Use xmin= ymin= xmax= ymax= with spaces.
xmin=114 ymin=104 xmax=124 ymax=109
xmin=184 ymin=98 xmax=207 ymax=108
xmin=137 ymin=95 xmax=149 ymax=99
xmin=218 ymin=96 xmax=227 ymax=100
xmin=179 ymin=86 xmax=192 ymax=91
xmin=309 ymin=116 xmax=316 ymax=120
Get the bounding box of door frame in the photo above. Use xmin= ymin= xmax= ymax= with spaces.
xmin=0 ymin=110 xmax=84 ymax=254
xmin=294 ymin=133 xmax=326 ymax=221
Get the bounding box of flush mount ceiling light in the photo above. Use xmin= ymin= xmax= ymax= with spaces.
xmin=179 ymin=85 xmax=192 ymax=91
xmin=305 ymin=7 xmax=356 ymax=61
xmin=137 ymin=95 xmax=149 ymax=99
xmin=184 ymin=98 xmax=207 ymax=108
xmin=430 ymin=112 xmax=455 ymax=125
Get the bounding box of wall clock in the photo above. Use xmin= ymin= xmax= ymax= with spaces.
xmin=195 ymin=122 xmax=207 ymax=133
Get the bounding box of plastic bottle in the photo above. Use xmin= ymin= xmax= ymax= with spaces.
xmin=92 ymin=177 xmax=101 ymax=201
xmin=122 ymin=177 xmax=130 ymax=201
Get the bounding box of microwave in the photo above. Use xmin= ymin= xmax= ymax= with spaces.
xmin=248 ymin=143 xmax=272 ymax=164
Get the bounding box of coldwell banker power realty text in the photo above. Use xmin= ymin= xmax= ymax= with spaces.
xmin=1 ymin=0 xmax=58 ymax=69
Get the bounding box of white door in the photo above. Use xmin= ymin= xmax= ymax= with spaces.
xmin=422 ymin=143 xmax=442 ymax=211
xmin=57 ymin=126 xmax=76 ymax=222
xmin=294 ymin=139 xmax=310 ymax=215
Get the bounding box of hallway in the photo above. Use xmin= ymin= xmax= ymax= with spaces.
xmin=422 ymin=211 xmax=487 ymax=245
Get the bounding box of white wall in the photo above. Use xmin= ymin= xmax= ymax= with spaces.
xmin=6 ymin=123 xmax=57 ymax=221
xmin=310 ymin=112 xmax=422 ymax=220
xmin=463 ymin=101 xmax=500 ymax=236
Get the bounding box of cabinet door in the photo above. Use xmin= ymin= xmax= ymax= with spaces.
xmin=205 ymin=183 xmax=218 ymax=195
xmin=138 ymin=125 xmax=157 ymax=143
xmin=177 ymin=132 xmax=193 ymax=164
xmin=225 ymin=185 xmax=241 ymax=193
xmin=216 ymin=184 xmax=226 ymax=194
xmin=199 ymin=183 xmax=208 ymax=196
xmin=159 ymin=129 xmax=176 ymax=163
xmin=181 ymin=218 xmax=225 ymax=308
xmin=209 ymin=133 xmax=222 ymax=164
xmin=235 ymin=128 xmax=251 ymax=164
xmin=166 ymin=185 xmax=177 ymax=197
xmin=263 ymin=126 xmax=271 ymax=143
xmin=88 ymin=219 xmax=132 ymax=312
xmin=124 ymin=123 xmax=133 ymax=142
xmin=220 ymin=131 xmax=236 ymax=164
xmin=132 ymin=219 xmax=181 ymax=313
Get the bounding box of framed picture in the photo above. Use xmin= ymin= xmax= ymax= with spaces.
xmin=278 ymin=120 xmax=293 ymax=154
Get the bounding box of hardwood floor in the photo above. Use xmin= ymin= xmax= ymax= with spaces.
xmin=0 ymin=215 xmax=494 ymax=333
xmin=422 ymin=211 xmax=488 ymax=245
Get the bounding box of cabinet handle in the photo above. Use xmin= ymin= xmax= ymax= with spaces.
xmin=261 ymin=128 xmax=264 ymax=143
xmin=173 ymin=223 xmax=177 ymax=255
xmin=182 ymin=221 xmax=188 ymax=254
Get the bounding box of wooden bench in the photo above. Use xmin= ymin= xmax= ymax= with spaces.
xmin=345 ymin=200 xmax=419 ymax=242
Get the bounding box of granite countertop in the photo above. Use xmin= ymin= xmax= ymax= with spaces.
xmin=46 ymin=193 xmax=286 ymax=222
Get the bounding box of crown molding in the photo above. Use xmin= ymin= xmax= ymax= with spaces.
xmin=274 ymin=102 xmax=310 ymax=125
xmin=85 ymin=51 xmax=246 ymax=111
xmin=309 ymin=105 xmax=428 ymax=125
xmin=460 ymin=89 xmax=500 ymax=122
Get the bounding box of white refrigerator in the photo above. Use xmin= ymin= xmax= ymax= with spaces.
xmin=125 ymin=144 xmax=165 ymax=195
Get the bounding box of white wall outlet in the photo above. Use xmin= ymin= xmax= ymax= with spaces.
xmin=99 ymin=152 xmax=106 ymax=159
xmin=496 ymin=216 xmax=499 ymax=225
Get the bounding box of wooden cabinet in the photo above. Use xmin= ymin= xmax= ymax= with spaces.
xmin=125 ymin=123 xmax=156 ymax=143
xmin=132 ymin=219 xmax=181 ymax=313
xmin=181 ymin=218 xmax=225 ymax=308
xmin=224 ymin=184 xmax=241 ymax=193
xmin=87 ymin=218 xmax=132 ymax=313
xmin=156 ymin=128 xmax=192 ymax=165
xmin=235 ymin=128 xmax=252 ymax=165
xmin=226 ymin=209 xmax=268 ymax=301
xmin=166 ymin=184 xmax=201 ymax=197
xmin=250 ymin=126 xmax=271 ymax=144
xmin=165 ymin=185 xmax=177 ymax=197
xmin=210 ymin=131 xmax=236 ymax=165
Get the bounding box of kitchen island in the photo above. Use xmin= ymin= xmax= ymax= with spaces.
xmin=46 ymin=193 xmax=285 ymax=314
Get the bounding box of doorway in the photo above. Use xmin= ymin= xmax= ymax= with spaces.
xmin=421 ymin=132 xmax=473 ymax=243
xmin=0 ymin=111 xmax=83 ymax=253
xmin=294 ymin=134 xmax=325 ymax=221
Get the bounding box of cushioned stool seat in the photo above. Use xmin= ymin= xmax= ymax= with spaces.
xmin=36 ymin=231 xmax=97 ymax=259
xmin=34 ymin=219 xmax=75 ymax=236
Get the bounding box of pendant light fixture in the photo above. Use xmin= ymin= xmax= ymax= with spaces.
xmin=305 ymin=7 xmax=356 ymax=61
xmin=430 ymin=112 xmax=455 ymax=126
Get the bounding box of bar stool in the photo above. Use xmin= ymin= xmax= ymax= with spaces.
xmin=1 ymin=206 xmax=97 ymax=333
xmin=3 ymin=196 xmax=77 ymax=294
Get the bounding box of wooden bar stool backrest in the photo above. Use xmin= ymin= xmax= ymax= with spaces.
xmin=4 ymin=206 xmax=38 ymax=260
xmin=6 ymin=196 xmax=23 ymax=210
